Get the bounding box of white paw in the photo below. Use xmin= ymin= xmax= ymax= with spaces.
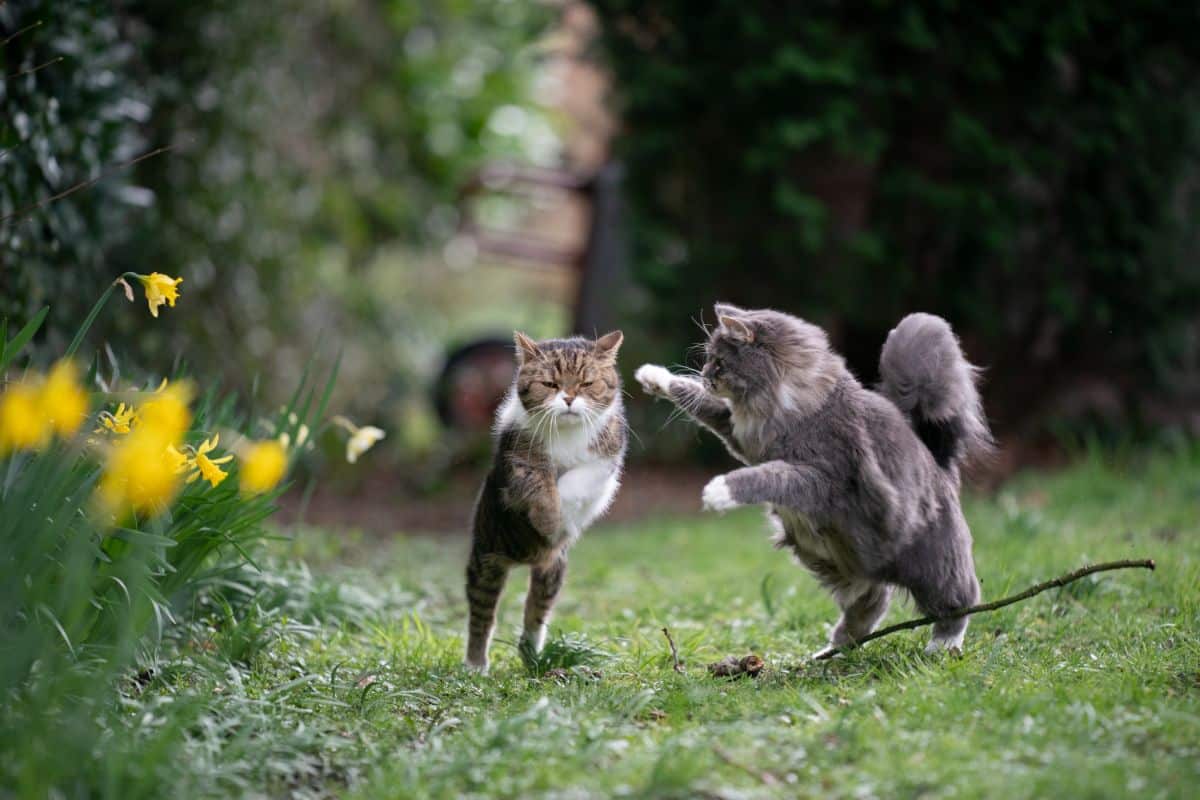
xmin=701 ymin=475 xmax=740 ymax=513
xmin=635 ymin=364 xmax=674 ymax=398
xmin=521 ymin=625 xmax=547 ymax=654
xmin=924 ymin=632 xmax=965 ymax=655
xmin=810 ymin=645 xmax=843 ymax=661
xmin=464 ymin=658 xmax=490 ymax=675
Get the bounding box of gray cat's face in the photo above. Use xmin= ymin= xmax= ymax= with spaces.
xmin=701 ymin=304 xmax=834 ymax=404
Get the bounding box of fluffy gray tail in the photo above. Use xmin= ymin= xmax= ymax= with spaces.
xmin=878 ymin=313 xmax=992 ymax=471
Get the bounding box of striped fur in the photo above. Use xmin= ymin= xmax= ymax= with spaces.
xmin=465 ymin=332 xmax=626 ymax=673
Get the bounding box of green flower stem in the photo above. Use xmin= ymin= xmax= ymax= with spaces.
xmin=65 ymin=272 xmax=139 ymax=360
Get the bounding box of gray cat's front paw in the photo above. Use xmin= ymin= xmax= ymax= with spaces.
xmin=701 ymin=475 xmax=740 ymax=512
xmin=635 ymin=364 xmax=674 ymax=399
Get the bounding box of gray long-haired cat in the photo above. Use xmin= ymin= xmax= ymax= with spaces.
xmin=465 ymin=330 xmax=626 ymax=673
xmin=636 ymin=305 xmax=991 ymax=656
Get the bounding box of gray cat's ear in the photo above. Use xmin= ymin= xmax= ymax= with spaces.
xmin=718 ymin=315 xmax=755 ymax=343
xmin=594 ymin=330 xmax=624 ymax=359
xmin=713 ymin=302 xmax=747 ymax=319
xmin=513 ymin=331 xmax=541 ymax=363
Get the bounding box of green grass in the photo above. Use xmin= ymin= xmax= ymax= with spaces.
xmin=95 ymin=446 xmax=1200 ymax=798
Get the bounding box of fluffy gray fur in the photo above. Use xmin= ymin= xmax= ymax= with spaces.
xmin=636 ymin=304 xmax=993 ymax=655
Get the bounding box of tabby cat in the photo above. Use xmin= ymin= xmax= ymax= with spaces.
xmin=465 ymin=330 xmax=626 ymax=673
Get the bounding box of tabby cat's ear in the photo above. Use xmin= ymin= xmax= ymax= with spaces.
xmin=594 ymin=330 xmax=623 ymax=360
xmin=718 ymin=315 xmax=755 ymax=343
xmin=513 ymin=331 xmax=541 ymax=363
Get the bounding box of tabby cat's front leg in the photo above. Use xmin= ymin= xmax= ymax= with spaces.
xmin=503 ymin=457 xmax=561 ymax=539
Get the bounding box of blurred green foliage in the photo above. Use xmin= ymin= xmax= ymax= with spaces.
xmin=1 ymin=0 xmax=555 ymax=453
xmin=591 ymin=1 xmax=1200 ymax=426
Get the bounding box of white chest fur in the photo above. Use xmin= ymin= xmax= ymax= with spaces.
xmin=496 ymin=393 xmax=622 ymax=542
xmin=730 ymin=407 xmax=767 ymax=462
xmin=556 ymin=458 xmax=620 ymax=543
xmin=548 ymin=411 xmax=620 ymax=541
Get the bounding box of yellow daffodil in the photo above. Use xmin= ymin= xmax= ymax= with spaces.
xmin=165 ymin=443 xmax=191 ymax=474
xmin=0 ymin=382 xmax=48 ymax=454
xmin=332 ymin=415 xmax=386 ymax=464
xmin=186 ymin=434 xmax=233 ymax=488
xmin=97 ymin=427 xmax=184 ymax=517
xmin=41 ymin=360 xmax=88 ymax=438
xmin=139 ymin=381 xmax=192 ymax=442
xmin=136 ymin=273 xmax=183 ymax=318
xmin=95 ymin=402 xmax=137 ymax=435
xmin=239 ymin=439 xmax=287 ymax=496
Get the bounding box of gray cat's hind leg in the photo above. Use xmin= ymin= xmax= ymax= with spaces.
xmin=812 ymin=581 xmax=893 ymax=659
xmin=926 ymin=615 xmax=969 ymax=653
xmin=909 ymin=561 xmax=980 ymax=654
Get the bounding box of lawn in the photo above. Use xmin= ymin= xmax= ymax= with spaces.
xmin=117 ymin=446 xmax=1199 ymax=798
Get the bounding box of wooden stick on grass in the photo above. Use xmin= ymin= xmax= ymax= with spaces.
xmin=815 ymin=558 xmax=1156 ymax=660
xmin=661 ymin=626 xmax=685 ymax=673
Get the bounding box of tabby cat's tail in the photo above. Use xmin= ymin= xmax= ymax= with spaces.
xmin=878 ymin=313 xmax=993 ymax=472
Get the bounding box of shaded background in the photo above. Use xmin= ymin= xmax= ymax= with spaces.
xmin=3 ymin=0 xmax=1199 ymax=528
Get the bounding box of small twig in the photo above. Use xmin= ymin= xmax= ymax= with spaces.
xmin=1 ymin=18 xmax=42 ymax=49
xmin=661 ymin=626 xmax=684 ymax=673
xmin=5 ymin=55 xmax=61 ymax=80
xmin=0 ymin=144 xmax=174 ymax=225
xmin=816 ymin=558 xmax=1156 ymax=660
xmin=713 ymin=745 xmax=780 ymax=786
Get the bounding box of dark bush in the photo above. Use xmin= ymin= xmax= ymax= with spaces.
xmin=591 ymin=1 xmax=1200 ymax=432
xmin=0 ymin=0 xmax=147 ymax=352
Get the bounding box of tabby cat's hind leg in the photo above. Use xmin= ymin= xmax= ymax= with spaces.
xmin=465 ymin=551 xmax=509 ymax=673
xmin=521 ymin=553 xmax=567 ymax=654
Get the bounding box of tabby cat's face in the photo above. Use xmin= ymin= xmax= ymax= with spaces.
xmin=514 ymin=331 xmax=623 ymax=421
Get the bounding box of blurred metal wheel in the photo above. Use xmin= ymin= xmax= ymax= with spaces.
xmin=433 ymin=338 xmax=516 ymax=431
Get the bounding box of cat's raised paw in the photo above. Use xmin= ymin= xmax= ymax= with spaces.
xmin=634 ymin=364 xmax=674 ymax=398
xmin=701 ymin=475 xmax=740 ymax=512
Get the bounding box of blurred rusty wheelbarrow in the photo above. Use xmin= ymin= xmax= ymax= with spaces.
xmin=433 ymin=161 xmax=627 ymax=431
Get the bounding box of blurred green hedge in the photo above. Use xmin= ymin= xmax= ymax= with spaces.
xmin=592 ymin=2 xmax=1200 ymax=429
xmin=2 ymin=0 xmax=550 ymax=412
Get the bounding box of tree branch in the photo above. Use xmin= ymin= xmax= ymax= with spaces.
xmin=0 ymin=144 xmax=174 ymax=226
xmin=815 ymin=558 xmax=1156 ymax=660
